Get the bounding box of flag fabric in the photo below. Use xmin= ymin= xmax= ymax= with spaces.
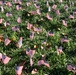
xmin=16 ymin=65 xmax=23 ymax=75
xmin=0 ymin=53 xmax=2 ymax=59
xmin=52 ymin=4 xmax=57 ymax=10
xmin=61 ymin=38 xmax=69 ymax=43
xmin=69 ymin=15 xmax=74 ymax=19
xmin=34 ymin=4 xmax=40 ymax=9
xmin=12 ymin=26 xmax=20 ymax=32
xmin=56 ymin=10 xmax=60 ymax=15
xmin=27 ymin=23 xmax=33 ymax=30
xmin=16 ymin=5 xmax=21 ymax=10
xmin=6 ymin=2 xmax=12 ymax=7
xmin=30 ymin=32 xmax=34 ymax=40
xmin=46 ymin=1 xmax=49 ymax=6
xmin=47 ymin=31 xmax=54 ymax=37
xmin=64 ymin=4 xmax=68 ymax=11
xmin=38 ymin=60 xmax=50 ymax=68
xmin=26 ymin=1 xmax=31 ymax=6
xmin=17 ymin=16 xmax=22 ymax=23
xmin=59 ymin=0 xmax=63 ymax=3
xmin=42 ymin=40 xmax=46 ymax=45
xmin=36 ymin=9 xmax=41 ymax=15
xmin=16 ymin=37 xmax=22 ymax=48
xmin=2 ymin=54 xmax=11 ymax=64
xmin=31 ymin=68 xmax=37 ymax=74
xmin=30 ymin=58 xmax=33 ymax=66
xmin=4 ymin=38 xmax=11 ymax=46
xmin=67 ymin=64 xmax=73 ymax=71
xmin=62 ymin=20 xmax=67 ymax=27
xmin=57 ymin=46 xmax=63 ymax=55
xmin=26 ymin=49 xmax=35 ymax=58
xmin=48 ymin=6 xmax=51 ymax=12
xmin=6 ymin=12 xmax=12 ymax=17
xmin=46 ymin=13 xmax=53 ymax=21
xmin=0 ymin=18 xmax=3 ymax=24
xmin=1 ymin=6 xmax=4 ymax=13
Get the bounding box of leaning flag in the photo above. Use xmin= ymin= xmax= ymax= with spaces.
xmin=16 ymin=65 xmax=23 ymax=75
xmin=57 ymin=46 xmax=63 ymax=55
xmin=16 ymin=37 xmax=22 ymax=48
xmin=26 ymin=49 xmax=35 ymax=58
xmin=4 ymin=38 xmax=11 ymax=46
xmin=62 ymin=20 xmax=67 ymax=27
xmin=38 ymin=60 xmax=50 ymax=68
xmin=2 ymin=54 xmax=11 ymax=64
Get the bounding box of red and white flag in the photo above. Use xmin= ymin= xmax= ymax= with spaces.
xmin=46 ymin=13 xmax=53 ymax=21
xmin=16 ymin=65 xmax=23 ymax=75
xmin=57 ymin=46 xmax=63 ymax=55
xmin=62 ymin=20 xmax=67 ymax=27
xmin=0 ymin=18 xmax=3 ymax=24
xmin=17 ymin=16 xmax=22 ymax=23
xmin=69 ymin=15 xmax=74 ymax=19
xmin=47 ymin=31 xmax=54 ymax=37
xmin=26 ymin=49 xmax=35 ymax=58
xmin=12 ymin=26 xmax=20 ymax=32
xmin=6 ymin=12 xmax=12 ymax=17
xmin=27 ymin=23 xmax=33 ymax=30
xmin=61 ymin=38 xmax=69 ymax=43
xmin=2 ymin=54 xmax=11 ymax=64
xmin=16 ymin=37 xmax=22 ymax=48
xmin=4 ymin=38 xmax=11 ymax=46
xmin=56 ymin=10 xmax=60 ymax=15
xmin=52 ymin=4 xmax=57 ymax=10
xmin=30 ymin=32 xmax=34 ymax=40
xmin=38 ymin=60 xmax=50 ymax=68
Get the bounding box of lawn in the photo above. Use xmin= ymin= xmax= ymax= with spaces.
xmin=0 ymin=0 xmax=76 ymax=75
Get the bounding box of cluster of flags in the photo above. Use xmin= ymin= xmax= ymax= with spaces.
xmin=0 ymin=0 xmax=75 ymax=74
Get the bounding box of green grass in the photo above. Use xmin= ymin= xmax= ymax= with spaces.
xmin=0 ymin=0 xmax=76 ymax=75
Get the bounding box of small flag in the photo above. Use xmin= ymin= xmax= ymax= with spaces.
xmin=34 ymin=4 xmax=40 ymax=9
xmin=56 ymin=10 xmax=60 ymax=15
xmin=0 ymin=6 xmax=4 ymax=13
xmin=2 ymin=54 xmax=11 ymax=64
xmin=46 ymin=13 xmax=53 ymax=20
xmin=61 ymin=37 xmax=69 ymax=43
xmin=47 ymin=31 xmax=54 ymax=36
xmin=0 ymin=18 xmax=3 ymax=24
xmin=0 ymin=53 xmax=2 ymax=59
xmin=36 ymin=9 xmax=41 ymax=15
xmin=6 ymin=12 xmax=12 ymax=17
xmin=42 ymin=40 xmax=46 ymax=45
xmin=62 ymin=20 xmax=67 ymax=27
xmin=52 ymin=4 xmax=57 ymax=10
xmin=12 ymin=26 xmax=20 ymax=32
xmin=57 ymin=46 xmax=63 ymax=55
xmin=46 ymin=1 xmax=49 ymax=6
xmin=67 ymin=64 xmax=73 ymax=71
xmin=6 ymin=2 xmax=12 ymax=7
xmin=69 ymin=14 xmax=74 ymax=19
xmin=17 ymin=16 xmax=22 ymax=23
xmin=38 ymin=60 xmax=50 ymax=68
xmin=4 ymin=38 xmax=11 ymax=46
xmin=30 ymin=58 xmax=33 ymax=66
xmin=64 ymin=4 xmax=68 ymax=11
xmin=31 ymin=68 xmax=37 ymax=74
xmin=26 ymin=49 xmax=35 ymax=58
xmin=59 ymin=0 xmax=63 ymax=3
xmin=27 ymin=23 xmax=33 ymax=30
xmin=16 ymin=37 xmax=22 ymax=48
xmin=48 ymin=6 xmax=51 ymax=12
xmin=30 ymin=32 xmax=34 ymax=40
xmin=16 ymin=65 xmax=23 ymax=75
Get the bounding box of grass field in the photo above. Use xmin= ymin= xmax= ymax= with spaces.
xmin=0 ymin=0 xmax=76 ymax=75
